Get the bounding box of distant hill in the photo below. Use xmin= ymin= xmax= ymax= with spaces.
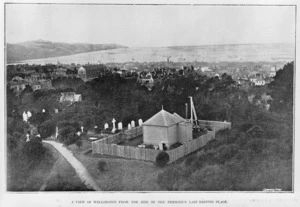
xmin=6 ymin=40 xmax=126 ymax=63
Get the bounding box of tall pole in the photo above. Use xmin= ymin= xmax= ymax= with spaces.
xmin=185 ymin=103 xmax=188 ymax=119
xmin=189 ymin=97 xmax=193 ymax=124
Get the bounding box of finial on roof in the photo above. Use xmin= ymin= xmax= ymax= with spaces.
xmin=162 ymin=105 xmax=164 ymax=110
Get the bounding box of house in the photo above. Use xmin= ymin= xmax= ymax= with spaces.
xmin=39 ymin=79 xmax=53 ymax=90
xmin=139 ymin=72 xmax=154 ymax=84
xmin=254 ymin=78 xmax=266 ymax=86
xmin=143 ymin=109 xmax=193 ymax=149
xmin=77 ymin=66 xmax=86 ymax=80
xmin=9 ymin=81 xmax=27 ymax=93
xmin=60 ymin=92 xmax=82 ymax=104
xmin=77 ymin=65 xmax=106 ymax=82
xmin=53 ymin=67 xmax=67 ymax=78
xmin=31 ymin=82 xmax=42 ymax=91
xmin=11 ymin=76 xmax=24 ymax=81
xmin=201 ymin=67 xmax=212 ymax=72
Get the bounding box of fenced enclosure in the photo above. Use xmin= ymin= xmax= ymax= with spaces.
xmin=92 ymin=121 xmax=224 ymax=163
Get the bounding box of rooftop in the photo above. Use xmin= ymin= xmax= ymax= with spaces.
xmin=143 ymin=109 xmax=184 ymax=127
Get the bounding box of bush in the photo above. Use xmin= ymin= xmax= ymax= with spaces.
xmin=39 ymin=119 xmax=57 ymax=139
xmin=155 ymin=151 xmax=170 ymax=167
xmin=97 ymin=161 xmax=107 ymax=172
xmin=58 ymin=126 xmax=77 ymax=145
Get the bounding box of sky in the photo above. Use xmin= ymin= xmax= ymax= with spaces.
xmin=5 ymin=4 xmax=296 ymax=47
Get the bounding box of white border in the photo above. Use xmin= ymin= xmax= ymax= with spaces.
xmin=1 ymin=0 xmax=299 ymax=207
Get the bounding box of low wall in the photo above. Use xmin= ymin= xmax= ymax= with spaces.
xmin=198 ymin=120 xmax=231 ymax=133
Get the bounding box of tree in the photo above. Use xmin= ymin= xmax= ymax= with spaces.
xmin=268 ymin=62 xmax=293 ymax=113
xmin=39 ymin=119 xmax=57 ymax=138
xmin=58 ymin=126 xmax=77 ymax=145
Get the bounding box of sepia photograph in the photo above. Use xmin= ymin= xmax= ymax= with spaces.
xmin=1 ymin=0 xmax=299 ymax=206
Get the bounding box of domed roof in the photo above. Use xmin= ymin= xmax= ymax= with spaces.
xmin=78 ymin=66 xmax=86 ymax=72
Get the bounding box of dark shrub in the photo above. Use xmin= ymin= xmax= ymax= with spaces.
xmin=39 ymin=119 xmax=57 ymax=139
xmin=155 ymin=151 xmax=170 ymax=167
xmin=97 ymin=161 xmax=107 ymax=172
xmin=58 ymin=126 xmax=77 ymax=145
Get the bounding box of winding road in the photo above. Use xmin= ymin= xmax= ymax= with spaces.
xmin=43 ymin=140 xmax=101 ymax=191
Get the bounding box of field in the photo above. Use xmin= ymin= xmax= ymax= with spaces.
xmin=67 ymin=140 xmax=166 ymax=191
xmin=20 ymin=43 xmax=294 ymax=65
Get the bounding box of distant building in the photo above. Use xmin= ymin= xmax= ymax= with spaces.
xmin=269 ymin=65 xmax=277 ymax=77
xmin=254 ymin=78 xmax=266 ymax=86
xmin=201 ymin=67 xmax=212 ymax=72
xmin=53 ymin=67 xmax=67 ymax=78
xmin=60 ymin=92 xmax=82 ymax=104
xmin=143 ymin=109 xmax=193 ymax=149
xmin=77 ymin=66 xmax=86 ymax=80
xmin=31 ymin=82 xmax=42 ymax=91
xmin=9 ymin=81 xmax=27 ymax=93
xmin=77 ymin=65 xmax=106 ymax=82
xmin=11 ymin=76 xmax=23 ymax=81
xmin=138 ymin=72 xmax=154 ymax=84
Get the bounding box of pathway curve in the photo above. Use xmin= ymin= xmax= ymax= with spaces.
xmin=43 ymin=140 xmax=101 ymax=191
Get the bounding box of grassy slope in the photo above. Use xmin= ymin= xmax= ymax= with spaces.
xmin=67 ymin=140 xmax=165 ymax=191
xmin=7 ymin=142 xmax=91 ymax=191
xmin=7 ymin=40 xmax=126 ymax=63
xmin=7 ymin=143 xmax=56 ymax=191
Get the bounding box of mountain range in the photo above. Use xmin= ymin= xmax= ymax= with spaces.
xmin=6 ymin=40 xmax=126 ymax=63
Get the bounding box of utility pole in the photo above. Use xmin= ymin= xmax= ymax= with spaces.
xmin=189 ymin=96 xmax=198 ymax=127
xmin=185 ymin=103 xmax=188 ymax=119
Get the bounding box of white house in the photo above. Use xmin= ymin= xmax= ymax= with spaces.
xmin=142 ymin=109 xmax=193 ymax=149
xmin=254 ymin=78 xmax=266 ymax=86
xmin=60 ymin=92 xmax=82 ymax=104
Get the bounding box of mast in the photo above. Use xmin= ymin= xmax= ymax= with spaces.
xmin=189 ymin=96 xmax=198 ymax=127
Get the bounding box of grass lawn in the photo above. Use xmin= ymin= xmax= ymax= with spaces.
xmin=67 ymin=141 xmax=167 ymax=191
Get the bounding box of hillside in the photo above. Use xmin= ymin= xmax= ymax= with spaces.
xmin=6 ymin=40 xmax=126 ymax=63
xmin=19 ymin=43 xmax=294 ymax=65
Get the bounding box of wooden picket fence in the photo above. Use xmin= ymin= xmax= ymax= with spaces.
xmin=92 ymin=143 xmax=160 ymax=161
xmin=92 ymin=121 xmax=230 ymax=163
xmin=92 ymin=130 xmax=216 ymax=163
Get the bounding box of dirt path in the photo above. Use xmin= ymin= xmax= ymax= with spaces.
xmin=43 ymin=140 xmax=101 ymax=191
